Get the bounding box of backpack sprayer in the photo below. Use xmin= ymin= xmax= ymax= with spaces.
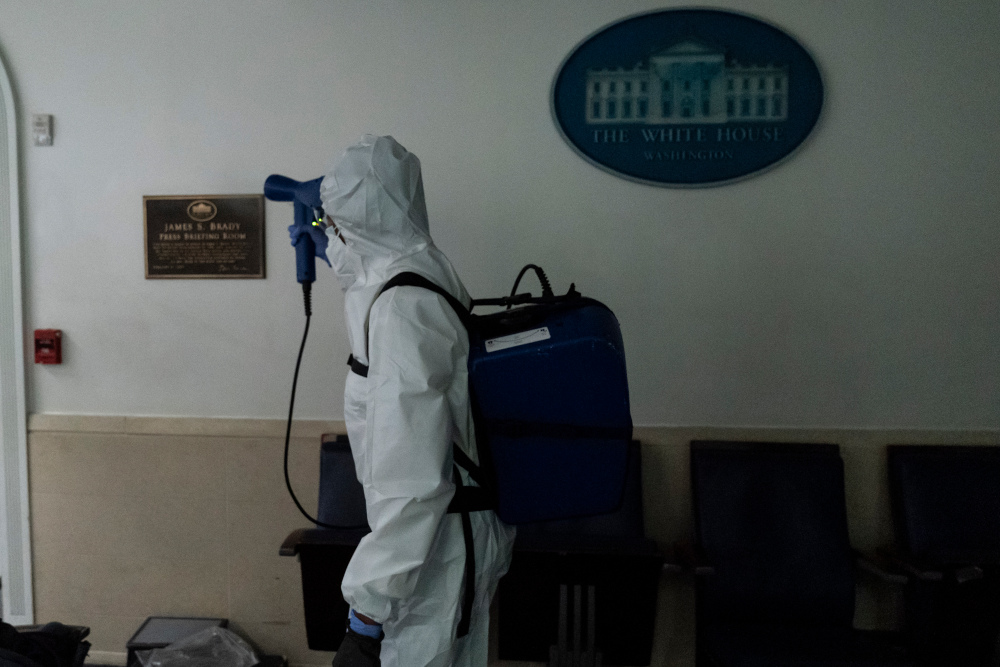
xmin=265 ymin=173 xmax=633 ymax=529
xmin=264 ymin=174 xmax=350 ymax=529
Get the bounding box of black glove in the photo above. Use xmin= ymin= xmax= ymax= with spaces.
xmin=331 ymin=627 xmax=382 ymax=667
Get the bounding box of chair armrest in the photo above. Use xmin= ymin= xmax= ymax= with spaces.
xmin=675 ymin=541 xmax=715 ymax=576
xmin=877 ymin=549 xmax=988 ymax=584
xmin=280 ymin=528 xmax=308 ymax=557
xmin=877 ymin=548 xmax=944 ymax=582
xmin=953 ymin=564 xmax=985 ymax=584
xmin=661 ymin=543 xmax=683 ymax=574
xmin=854 ymin=549 xmax=908 ymax=585
xmin=280 ymin=526 xmax=370 ymax=557
xmin=14 ymin=624 xmax=90 ymax=642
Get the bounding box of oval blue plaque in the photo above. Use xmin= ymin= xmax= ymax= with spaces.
xmin=552 ymin=9 xmax=824 ymax=187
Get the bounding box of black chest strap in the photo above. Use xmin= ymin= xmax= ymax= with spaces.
xmin=347 ymin=354 xmax=368 ymax=378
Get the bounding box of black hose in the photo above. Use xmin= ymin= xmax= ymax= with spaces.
xmin=509 ymin=264 xmax=553 ymax=306
xmin=302 ymin=280 xmax=312 ymax=317
xmin=284 ymin=281 xmax=340 ymax=529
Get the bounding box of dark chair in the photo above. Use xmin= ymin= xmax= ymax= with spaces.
xmin=689 ymin=440 xmax=911 ymax=667
xmin=886 ymin=444 xmax=1000 ymax=666
xmin=497 ymin=440 xmax=667 ymax=666
xmin=284 ymin=435 xmax=667 ymax=663
xmin=280 ymin=434 xmax=370 ymax=651
xmin=0 ymin=623 xmax=90 ymax=667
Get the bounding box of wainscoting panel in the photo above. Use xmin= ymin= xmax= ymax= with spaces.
xmin=28 ymin=415 xmax=998 ymax=666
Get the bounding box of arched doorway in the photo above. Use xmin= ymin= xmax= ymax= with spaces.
xmin=0 ymin=44 xmax=33 ymax=625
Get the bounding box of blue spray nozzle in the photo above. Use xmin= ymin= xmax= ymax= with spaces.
xmin=265 ymin=174 xmax=323 ymax=207
xmin=265 ymin=174 xmax=331 ymax=283
xmin=263 ymin=174 xmax=299 ymax=202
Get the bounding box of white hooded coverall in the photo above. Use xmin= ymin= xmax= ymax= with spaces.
xmin=320 ymin=135 xmax=515 ymax=667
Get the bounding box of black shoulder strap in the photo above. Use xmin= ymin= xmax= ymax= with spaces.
xmin=377 ymin=272 xmax=472 ymax=328
xmin=347 ymin=271 xmax=472 ymax=378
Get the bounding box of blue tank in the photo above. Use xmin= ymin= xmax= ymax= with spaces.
xmin=468 ymin=298 xmax=632 ymax=524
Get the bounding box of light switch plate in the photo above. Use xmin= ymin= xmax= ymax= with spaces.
xmin=32 ymin=114 xmax=52 ymax=146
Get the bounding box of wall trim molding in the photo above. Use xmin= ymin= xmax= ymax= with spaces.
xmin=28 ymin=413 xmax=347 ymax=439
xmin=27 ymin=413 xmax=999 ymax=443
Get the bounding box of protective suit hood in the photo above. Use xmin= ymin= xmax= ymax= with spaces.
xmin=320 ymin=135 xmax=469 ymax=364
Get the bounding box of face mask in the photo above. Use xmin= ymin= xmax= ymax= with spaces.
xmin=328 ymin=237 xmax=363 ymax=292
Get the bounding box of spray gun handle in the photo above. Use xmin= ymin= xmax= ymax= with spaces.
xmin=295 ymin=233 xmax=317 ymax=285
xmin=293 ymin=200 xmax=317 ymax=285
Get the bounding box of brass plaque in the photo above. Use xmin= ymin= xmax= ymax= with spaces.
xmin=144 ymin=195 xmax=265 ymax=279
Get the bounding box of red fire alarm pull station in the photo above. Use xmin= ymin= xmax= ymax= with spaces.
xmin=34 ymin=329 xmax=62 ymax=364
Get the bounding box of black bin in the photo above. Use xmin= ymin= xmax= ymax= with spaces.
xmin=497 ymin=440 xmax=664 ymax=666
xmin=280 ymin=434 xmax=370 ymax=651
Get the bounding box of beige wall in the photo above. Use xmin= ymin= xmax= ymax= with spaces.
xmin=28 ymin=414 xmax=999 ymax=666
xmin=28 ymin=415 xmax=340 ymax=666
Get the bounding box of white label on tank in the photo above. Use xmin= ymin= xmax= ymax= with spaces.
xmin=484 ymin=327 xmax=551 ymax=353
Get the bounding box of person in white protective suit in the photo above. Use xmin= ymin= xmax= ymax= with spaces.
xmin=319 ymin=134 xmax=516 ymax=667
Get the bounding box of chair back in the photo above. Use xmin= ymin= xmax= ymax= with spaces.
xmin=887 ymin=444 xmax=1000 ymax=562
xmin=691 ymin=441 xmax=856 ymax=627
xmin=317 ymin=434 xmax=369 ymax=529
